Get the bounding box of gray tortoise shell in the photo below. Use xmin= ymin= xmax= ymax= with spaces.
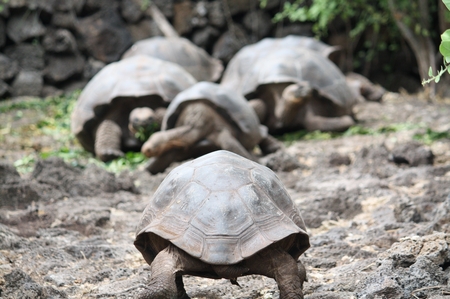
xmin=135 ymin=150 xmax=309 ymax=265
xmin=122 ymin=36 xmax=224 ymax=82
xmin=162 ymin=81 xmax=267 ymax=150
xmin=221 ymin=37 xmax=356 ymax=108
xmin=70 ymin=55 xmax=197 ymax=152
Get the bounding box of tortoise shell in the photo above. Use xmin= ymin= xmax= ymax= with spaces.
xmin=70 ymin=55 xmax=197 ymax=153
xmin=122 ymin=36 xmax=223 ymax=82
xmin=134 ymin=150 xmax=309 ymax=265
xmin=162 ymin=81 xmax=266 ymax=151
xmin=221 ymin=46 xmax=357 ymax=109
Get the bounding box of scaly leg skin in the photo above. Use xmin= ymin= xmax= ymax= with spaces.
xmin=259 ymin=134 xmax=283 ymax=155
xmin=94 ymin=119 xmax=124 ymax=162
xmin=303 ymin=109 xmax=355 ymax=132
xmin=137 ymin=246 xmax=184 ymax=299
xmin=247 ymin=246 xmax=305 ymax=299
xmin=210 ymin=128 xmax=257 ymax=161
xmin=138 ymin=244 xmax=214 ymax=299
xmin=145 ymin=149 xmax=184 ymax=174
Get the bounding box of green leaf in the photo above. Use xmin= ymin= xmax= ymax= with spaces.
xmin=443 ymin=0 xmax=450 ymax=12
xmin=439 ymin=29 xmax=450 ymax=58
xmin=428 ymin=66 xmax=433 ymax=76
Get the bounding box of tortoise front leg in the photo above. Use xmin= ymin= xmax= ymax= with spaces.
xmin=141 ymin=125 xmax=206 ymax=158
xmin=94 ymin=119 xmax=124 ymax=162
xmin=209 ymin=128 xmax=257 ymax=161
xmin=303 ymin=109 xmax=355 ymax=132
xmin=247 ymin=246 xmax=305 ymax=299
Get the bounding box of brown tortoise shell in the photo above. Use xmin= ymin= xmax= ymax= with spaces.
xmin=134 ymin=150 xmax=310 ymax=266
xmin=122 ymin=36 xmax=223 ymax=82
xmin=70 ymin=55 xmax=196 ymax=153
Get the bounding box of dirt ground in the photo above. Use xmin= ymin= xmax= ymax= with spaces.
xmin=1 ymin=92 xmax=450 ymax=299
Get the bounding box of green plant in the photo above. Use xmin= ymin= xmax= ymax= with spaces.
xmin=134 ymin=122 xmax=159 ymax=142
xmin=422 ymin=0 xmax=450 ymax=85
xmin=413 ymin=128 xmax=450 ymax=144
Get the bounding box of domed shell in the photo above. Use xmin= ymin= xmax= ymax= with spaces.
xmin=122 ymin=36 xmax=223 ymax=82
xmin=222 ymin=46 xmax=357 ymax=109
xmin=162 ymin=81 xmax=266 ymax=150
xmin=134 ymin=150 xmax=309 ymax=265
xmin=70 ymin=55 xmax=197 ymax=152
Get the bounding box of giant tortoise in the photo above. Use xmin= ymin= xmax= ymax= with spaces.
xmin=140 ymin=81 xmax=280 ymax=174
xmin=221 ymin=37 xmax=358 ymax=133
xmin=70 ymin=55 xmax=196 ymax=162
xmin=122 ymin=36 xmax=223 ymax=82
xmin=134 ymin=150 xmax=310 ymax=299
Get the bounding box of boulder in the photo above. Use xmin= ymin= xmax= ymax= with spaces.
xmin=76 ymin=8 xmax=132 ymax=63
xmin=11 ymin=70 xmax=43 ymax=97
xmin=44 ymin=53 xmax=85 ymax=83
xmin=0 ymin=80 xmax=10 ymax=98
xmin=243 ymin=10 xmax=273 ymax=40
xmin=51 ymin=11 xmax=77 ymax=30
xmin=207 ymin=1 xmax=225 ymax=28
xmin=83 ymin=57 xmax=105 ymax=80
xmin=6 ymin=10 xmax=46 ymax=44
xmin=42 ymin=28 xmax=77 ymax=53
xmin=192 ymin=25 xmax=220 ymax=49
xmin=4 ymin=43 xmax=45 ymax=71
xmin=0 ymin=54 xmax=19 ymax=80
xmin=212 ymin=25 xmax=249 ymax=63
xmin=120 ymin=0 xmax=143 ymax=23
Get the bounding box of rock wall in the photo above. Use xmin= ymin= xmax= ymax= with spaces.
xmin=0 ymin=0 xmax=318 ymax=99
xmin=0 ymin=0 xmax=420 ymax=99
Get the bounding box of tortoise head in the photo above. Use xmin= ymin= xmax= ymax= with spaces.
xmin=129 ymin=107 xmax=165 ymax=142
xmin=282 ymin=82 xmax=314 ymax=106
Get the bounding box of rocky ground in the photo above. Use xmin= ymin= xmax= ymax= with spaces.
xmin=1 ymin=92 xmax=450 ymax=298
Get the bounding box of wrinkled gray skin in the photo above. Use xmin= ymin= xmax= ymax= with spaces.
xmin=134 ymin=150 xmax=310 ymax=298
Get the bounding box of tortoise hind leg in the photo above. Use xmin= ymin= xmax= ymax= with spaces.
xmin=246 ymin=246 xmax=305 ymax=299
xmin=137 ymin=244 xmax=213 ymax=299
xmin=94 ymin=119 xmax=124 ymax=162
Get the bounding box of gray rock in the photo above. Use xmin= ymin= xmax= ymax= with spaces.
xmin=11 ymin=70 xmax=43 ymax=97
xmin=192 ymin=25 xmax=220 ymax=49
xmin=83 ymin=57 xmax=105 ymax=80
xmin=0 ymin=54 xmax=19 ymax=80
xmin=76 ymin=8 xmax=132 ymax=63
xmin=4 ymin=43 xmax=45 ymax=71
xmin=6 ymin=10 xmax=46 ymax=44
xmin=51 ymin=11 xmax=77 ymax=30
xmin=0 ymin=79 xmax=9 ymax=97
xmin=120 ymin=0 xmax=143 ymax=23
xmin=44 ymin=53 xmax=84 ymax=83
xmin=207 ymin=1 xmax=225 ymax=28
xmin=389 ymin=141 xmax=434 ymax=166
xmin=212 ymin=25 xmax=249 ymax=63
xmin=42 ymin=28 xmax=77 ymax=53
xmin=243 ymin=10 xmax=273 ymax=39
